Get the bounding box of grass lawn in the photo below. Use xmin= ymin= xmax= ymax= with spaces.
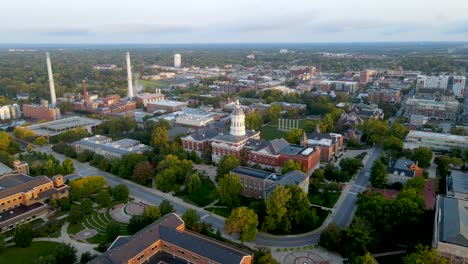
xmin=174 ymin=178 xmax=217 ymax=207
xmin=0 ymin=242 xmax=60 ymax=264
xmin=260 ymin=119 xmax=308 ymax=140
xmin=140 ymin=79 xmax=170 ymax=88
xmin=205 ymin=207 xmax=231 ymax=218
xmin=67 ymin=222 xmax=84 ymax=235
xmin=308 ymin=191 xmax=341 ymax=208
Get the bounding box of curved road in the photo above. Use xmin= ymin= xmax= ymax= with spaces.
xmin=37 ymin=145 xmax=381 ymax=247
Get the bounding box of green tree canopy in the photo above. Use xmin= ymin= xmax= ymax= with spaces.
xmin=13 ymin=224 xmax=34 ymax=247
xmin=281 ymin=159 xmax=303 ymax=174
xmin=53 ymin=243 xmax=77 ymax=264
xmin=245 ymin=111 xmax=263 ymax=130
xmin=370 ymin=160 xmax=387 ymax=188
xmin=217 ymin=173 xmax=243 ymax=207
xmin=225 ymin=207 xmax=259 ymax=243
xmin=403 ymin=245 xmax=447 ymax=264
xmin=216 ymin=155 xmax=239 ymax=180
xmin=411 ymin=147 xmax=433 ymax=168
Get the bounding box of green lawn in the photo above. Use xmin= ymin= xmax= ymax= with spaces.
xmin=140 ymin=79 xmax=170 ymax=88
xmin=308 ymin=191 xmax=341 ymax=208
xmin=0 ymin=242 xmax=60 ymax=264
xmin=205 ymin=207 xmax=231 ymax=218
xmin=260 ymin=119 xmax=308 ymax=140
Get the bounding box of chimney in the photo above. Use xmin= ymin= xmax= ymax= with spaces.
xmin=126 ymin=52 xmax=134 ymax=99
xmin=46 ymin=52 xmax=56 ymax=105
xmin=82 ymin=80 xmax=88 ymax=105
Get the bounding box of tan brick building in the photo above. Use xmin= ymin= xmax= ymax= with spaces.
xmin=90 ymin=213 xmax=252 ymax=264
xmin=0 ymin=173 xmax=69 ymax=232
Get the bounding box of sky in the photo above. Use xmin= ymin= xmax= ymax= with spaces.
xmin=1 ymin=0 xmax=468 ymax=43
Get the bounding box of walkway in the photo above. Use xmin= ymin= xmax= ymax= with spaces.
xmin=33 ymin=222 xmax=99 ymax=257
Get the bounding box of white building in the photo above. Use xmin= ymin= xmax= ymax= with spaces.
xmin=452 ymin=76 xmax=466 ymax=98
xmin=0 ymin=104 xmax=21 ymax=120
xmin=0 ymin=106 xmax=11 ymax=120
xmin=174 ymin=54 xmax=181 ymax=68
xmin=72 ymin=135 xmax=151 ymax=159
xmin=404 ymin=131 xmax=468 ymax=152
xmin=175 ymin=114 xmax=214 ymax=128
xmin=417 ymin=75 xmax=449 ymax=90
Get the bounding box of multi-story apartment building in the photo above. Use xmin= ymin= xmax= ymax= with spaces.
xmin=90 ymin=213 xmax=252 ymax=264
xmin=304 ymin=132 xmax=344 ymax=162
xmin=231 ymin=166 xmax=309 ymax=199
xmin=417 ymin=75 xmax=466 ymax=98
xmin=367 ymin=89 xmax=401 ymax=105
xmin=0 ymin=173 xmax=69 ymax=232
xmin=72 ymin=135 xmax=151 ymax=159
xmin=359 ymin=70 xmax=370 ymax=84
xmin=320 ymin=81 xmax=359 ymax=93
xmin=404 ymin=131 xmax=468 ymax=152
xmin=452 ymin=76 xmax=466 ymax=98
xmin=23 ymin=104 xmax=61 ymax=121
xmin=405 ymin=98 xmax=460 ymax=121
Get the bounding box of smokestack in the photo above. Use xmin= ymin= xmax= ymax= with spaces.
xmin=126 ymin=52 xmax=134 ymax=99
xmin=46 ymin=52 xmax=56 ymax=105
xmin=82 ymin=80 xmax=88 ymax=105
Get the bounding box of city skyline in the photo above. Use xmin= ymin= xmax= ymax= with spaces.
xmin=2 ymin=0 xmax=468 ymax=43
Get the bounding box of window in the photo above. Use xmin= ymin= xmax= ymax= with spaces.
xmin=177 ymin=250 xmax=184 ymax=254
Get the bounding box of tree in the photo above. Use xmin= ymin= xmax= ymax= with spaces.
xmin=143 ymin=206 xmax=161 ymax=223
xmin=53 ymin=243 xmax=77 ymax=264
xmin=80 ymin=198 xmax=94 ymax=215
xmin=80 ymin=252 xmax=97 ymax=263
xmin=216 ymin=155 xmax=239 ymax=180
xmin=69 ymin=204 xmax=83 ymax=224
xmin=182 ymin=209 xmax=200 ymax=230
xmin=0 ymin=131 xmax=10 ymax=152
xmin=253 ymin=248 xmax=279 ymax=264
xmin=285 ymin=128 xmax=303 ymax=145
xmin=339 ymin=158 xmax=362 ymax=176
xmin=105 ymin=222 xmax=122 ymax=242
xmin=13 ymin=224 xmax=34 ymax=247
xmin=359 ymin=119 xmax=388 ymax=145
xmin=319 ymin=223 xmax=342 ymax=252
xmin=383 ymin=136 xmax=404 ymax=152
xmin=281 ymin=159 xmax=303 ymax=174
xmin=411 ymin=147 xmax=433 ymax=168
xmin=403 ymin=245 xmax=447 ymax=264
xmin=43 ymin=159 xmax=56 ymax=176
xmin=225 ymin=207 xmax=258 ymax=243
xmin=62 ymin=158 xmax=75 ymax=175
xmin=95 ymin=189 xmax=112 ymax=206
xmin=151 ymin=126 xmax=169 ymax=148
xmin=156 ymin=168 xmax=179 ymax=192
xmin=159 ymin=200 xmax=175 ymax=215
xmin=390 ymin=123 xmax=409 ymax=139
xmin=187 ymin=173 xmax=202 ymax=198
xmin=370 ymin=160 xmax=387 ymax=188
xmin=132 ymin=161 xmax=155 ymax=185
xmin=34 ymin=136 xmax=48 ymax=146
xmin=111 ymin=184 xmax=130 ymax=202
xmin=245 ymin=111 xmax=263 ymax=130
xmin=263 ymin=185 xmax=291 ymax=231
xmin=217 ymin=174 xmax=243 ymax=207
xmin=405 ymin=176 xmax=425 ymax=192
xmin=0 ymin=234 xmax=4 ymax=253
xmin=265 ymin=104 xmax=282 ymax=122
xmin=343 ymin=217 xmax=374 ymax=256
xmin=127 ymin=215 xmax=148 ymax=234
xmin=118 ymin=153 xmax=148 ymax=179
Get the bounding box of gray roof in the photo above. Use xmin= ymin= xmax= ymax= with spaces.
xmin=387 ymin=158 xmax=415 ymax=177
xmin=231 ymin=166 xmax=278 ymax=180
xmin=307 ymin=132 xmax=338 ymax=144
xmin=73 ymin=138 xmax=151 ymax=156
xmin=185 ymin=127 xmax=219 ymax=141
xmin=279 ymin=170 xmax=308 ymax=186
xmin=159 ymin=226 xmax=248 ymax=264
xmin=253 ymin=138 xmax=290 ymax=155
xmin=439 ymin=196 xmax=468 ymax=247
xmin=447 ymin=171 xmax=468 ymax=195
xmin=0 ymin=162 xmax=13 ymax=176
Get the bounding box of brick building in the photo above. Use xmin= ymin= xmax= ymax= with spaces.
xmin=405 ymin=98 xmax=460 ymax=121
xmin=303 ymin=132 xmax=344 ymax=162
xmin=367 ymin=89 xmax=401 ymax=105
xmin=23 ymin=104 xmax=61 ymax=121
xmin=231 ymin=166 xmax=309 ymax=199
xmin=90 ymin=213 xmax=252 ymax=264
xmin=0 ymin=173 xmax=69 ymax=232
xmin=134 ymin=91 xmax=165 ymax=107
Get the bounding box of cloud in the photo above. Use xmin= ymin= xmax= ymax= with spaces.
xmin=46 ymin=28 xmax=92 ymax=36
xmin=97 ymin=24 xmax=198 ymax=35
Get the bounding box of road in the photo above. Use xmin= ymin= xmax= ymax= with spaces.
xmin=37 ymin=144 xmax=381 ymax=247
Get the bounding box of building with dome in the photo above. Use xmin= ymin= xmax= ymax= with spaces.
xmin=181 ymin=100 xmax=321 ymax=173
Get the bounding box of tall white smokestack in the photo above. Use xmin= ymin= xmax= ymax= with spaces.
xmin=46 ymin=52 xmax=56 ymax=105
xmin=126 ymin=52 xmax=134 ymax=99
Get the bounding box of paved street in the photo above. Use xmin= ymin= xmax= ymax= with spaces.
xmin=36 ymin=144 xmax=381 ymax=247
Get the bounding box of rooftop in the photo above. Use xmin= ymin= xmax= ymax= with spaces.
xmin=25 ymin=116 xmax=103 ymax=136
xmin=231 ymin=166 xmax=279 ymax=180
xmin=0 ymin=162 xmax=13 ymax=176
xmin=74 ymin=137 xmax=151 ymax=156
xmin=439 ymin=196 xmax=468 ymax=248
xmin=147 ymin=100 xmax=188 ymax=107
xmin=0 ymin=174 xmax=51 ymax=200
xmin=212 ymin=130 xmax=259 ymax=144
xmin=407 ymin=130 xmax=468 ymax=141
xmin=447 ymin=171 xmax=468 ymax=195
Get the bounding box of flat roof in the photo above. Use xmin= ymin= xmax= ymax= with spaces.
xmin=407 ymin=130 xmax=468 ymax=141
xmin=231 ymin=166 xmax=278 ymax=180
xmin=280 ymin=145 xmax=306 ymax=156
xmin=0 ymin=203 xmax=46 ymax=224
xmin=148 ymin=100 xmax=188 ymax=107
xmin=25 ymin=116 xmax=103 ymax=136
xmin=447 ymin=171 xmax=468 ymax=195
